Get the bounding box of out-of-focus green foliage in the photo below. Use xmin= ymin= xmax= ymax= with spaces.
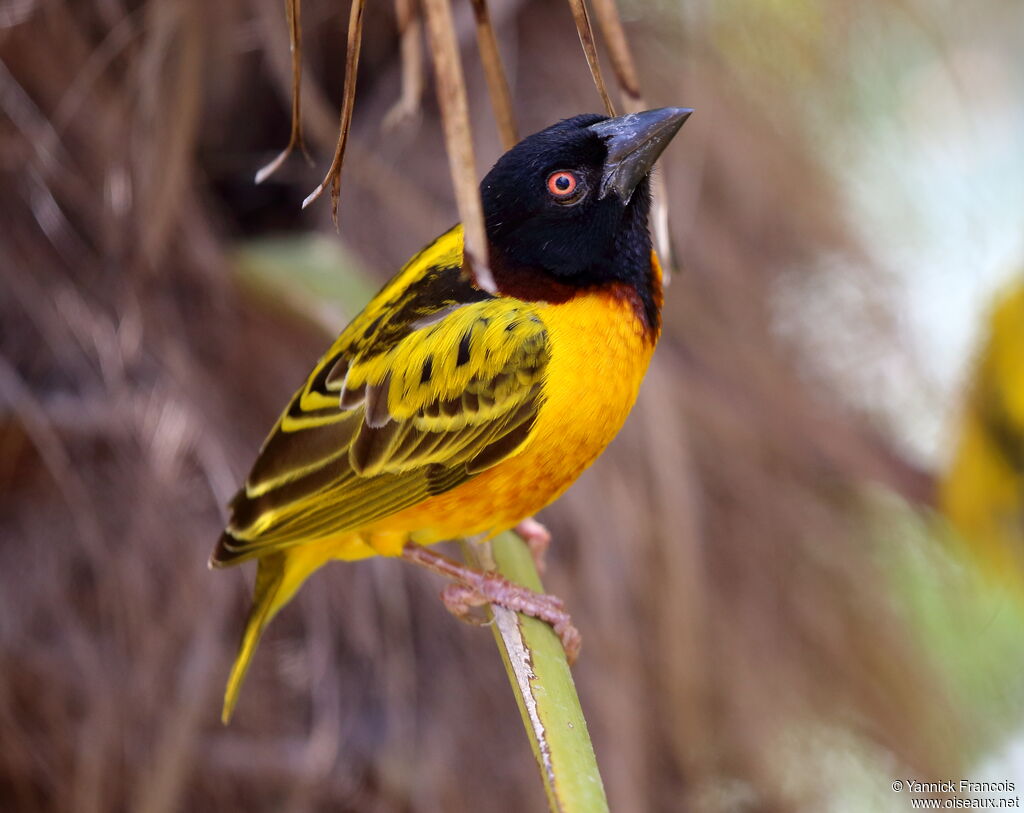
xmin=233 ymin=235 xmax=376 ymax=329
xmin=874 ymin=493 xmax=1024 ymax=756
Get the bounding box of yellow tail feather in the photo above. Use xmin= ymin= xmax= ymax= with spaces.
xmin=221 ymin=548 xmax=329 ymax=724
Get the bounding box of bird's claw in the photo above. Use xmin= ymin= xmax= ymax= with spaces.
xmin=440 ymin=582 xmax=492 ymax=626
xmin=404 ymin=542 xmax=581 ymax=664
xmin=440 ymin=570 xmax=581 ymax=664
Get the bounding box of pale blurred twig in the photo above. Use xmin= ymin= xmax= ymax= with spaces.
xmin=382 ymin=0 xmax=425 ymax=130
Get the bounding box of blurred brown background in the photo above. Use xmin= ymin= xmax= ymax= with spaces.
xmin=3 ymin=1 xmax=1023 ymax=811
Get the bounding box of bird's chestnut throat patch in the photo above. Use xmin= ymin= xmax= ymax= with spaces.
xmin=483 ymin=249 xmax=662 ymax=340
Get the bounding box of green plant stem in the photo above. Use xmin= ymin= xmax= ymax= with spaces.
xmin=460 ymin=532 xmax=609 ymax=813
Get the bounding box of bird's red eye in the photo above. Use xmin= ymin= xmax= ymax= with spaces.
xmin=546 ymin=170 xmax=578 ymax=198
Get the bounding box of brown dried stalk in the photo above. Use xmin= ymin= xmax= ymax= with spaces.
xmin=421 ymin=0 xmax=496 ymax=293
xmin=589 ymin=0 xmax=642 ymax=112
xmin=382 ymin=0 xmax=425 ymax=130
xmin=589 ymin=0 xmax=678 ymax=276
xmin=469 ymin=0 xmax=518 ymax=150
xmin=302 ymin=0 xmax=366 ymax=224
xmin=565 ymin=0 xmax=615 ymax=116
xmin=255 ymin=0 xmax=308 ymax=184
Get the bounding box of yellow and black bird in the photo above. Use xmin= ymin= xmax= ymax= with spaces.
xmin=941 ymin=278 xmax=1024 ymax=584
xmin=213 ymin=107 xmax=691 ymax=721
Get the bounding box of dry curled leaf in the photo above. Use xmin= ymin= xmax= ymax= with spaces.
xmin=255 ymin=0 xmax=308 ymax=184
xmin=302 ymin=0 xmax=366 ymax=225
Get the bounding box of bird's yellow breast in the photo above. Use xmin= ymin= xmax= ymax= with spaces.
xmin=367 ymin=284 xmax=658 ymax=547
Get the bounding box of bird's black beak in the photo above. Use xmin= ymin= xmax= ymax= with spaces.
xmin=589 ymin=107 xmax=692 ymax=202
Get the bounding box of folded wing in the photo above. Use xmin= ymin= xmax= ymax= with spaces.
xmin=212 ymin=280 xmax=549 ymax=565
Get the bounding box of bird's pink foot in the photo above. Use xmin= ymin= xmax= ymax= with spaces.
xmin=514 ymin=517 xmax=551 ymax=574
xmin=403 ymin=543 xmax=581 ymax=664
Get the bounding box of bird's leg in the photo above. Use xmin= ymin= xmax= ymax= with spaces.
xmin=514 ymin=516 xmax=551 ymax=574
xmin=401 ymin=543 xmax=581 ymax=663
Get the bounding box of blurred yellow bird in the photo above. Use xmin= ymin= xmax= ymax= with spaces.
xmin=212 ymin=108 xmax=691 ymax=722
xmin=941 ymin=278 xmax=1024 ymax=581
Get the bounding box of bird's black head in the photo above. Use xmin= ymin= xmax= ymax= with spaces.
xmin=480 ymin=107 xmax=691 ymax=296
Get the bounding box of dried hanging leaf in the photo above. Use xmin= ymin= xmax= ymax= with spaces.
xmin=469 ymin=0 xmax=518 ymax=150
xmin=255 ymin=0 xmax=308 ymax=184
xmin=382 ymin=0 xmax=425 ymax=130
xmin=421 ymin=0 xmax=496 ymax=293
xmin=302 ymin=0 xmax=366 ymax=225
xmin=565 ymin=0 xmax=615 ymax=116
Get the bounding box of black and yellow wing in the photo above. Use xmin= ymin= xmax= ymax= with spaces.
xmin=212 ymin=226 xmax=550 ymax=565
